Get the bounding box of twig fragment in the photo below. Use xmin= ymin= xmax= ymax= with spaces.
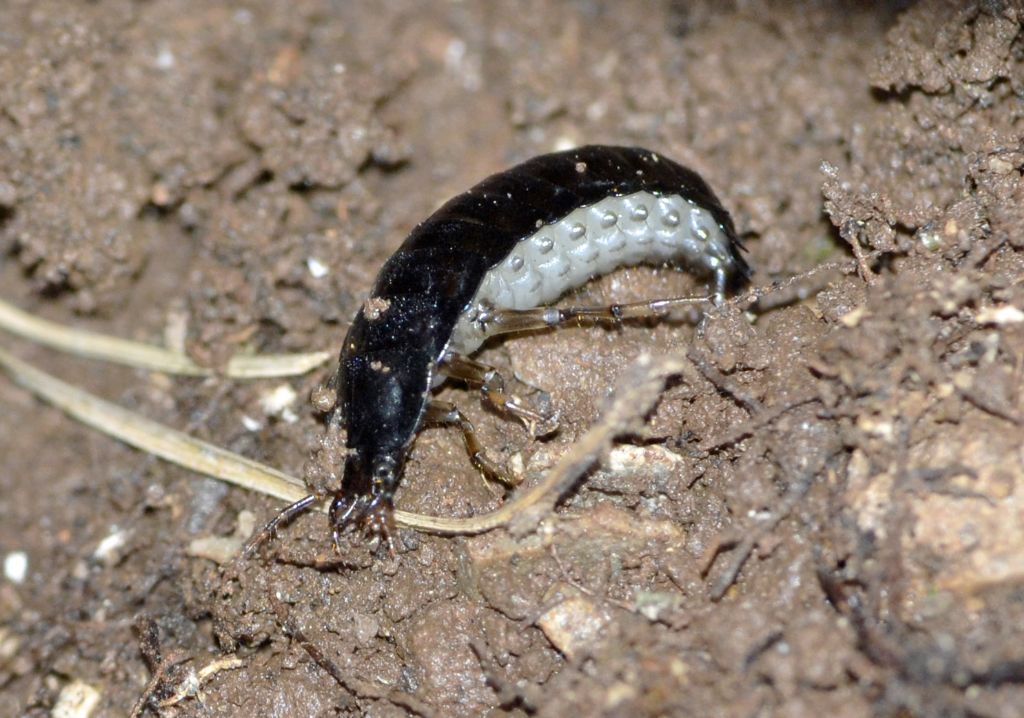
xmin=129 ymin=616 xmax=243 ymax=716
xmin=701 ymin=471 xmax=814 ymax=600
xmin=155 ymin=656 xmax=245 ymax=709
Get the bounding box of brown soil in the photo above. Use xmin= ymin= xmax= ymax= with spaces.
xmin=3 ymin=1 xmax=1024 ymax=716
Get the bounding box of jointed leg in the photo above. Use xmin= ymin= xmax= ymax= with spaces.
xmin=438 ymin=352 xmax=558 ymax=436
xmin=423 ymin=399 xmax=519 ymax=486
xmin=243 ymin=493 xmax=321 ymax=557
xmin=475 ymin=294 xmax=711 ymax=335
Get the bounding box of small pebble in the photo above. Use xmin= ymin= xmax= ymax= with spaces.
xmin=93 ymin=528 xmax=128 ymax=566
xmin=3 ymin=552 xmax=27 ymax=584
xmin=306 ymin=257 xmax=330 ymax=278
xmin=259 ymin=384 xmax=298 ymax=419
xmin=51 ymin=680 xmax=100 ymax=718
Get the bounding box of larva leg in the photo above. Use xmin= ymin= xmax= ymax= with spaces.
xmin=438 ymin=352 xmax=559 ymax=436
xmin=243 ymin=492 xmax=321 ymax=558
xmin=714 ymin=267 xmax=729 ymax=307
xmin=423 ymin=399 xmax=520 ymax=486
xmin=477 ymin=294 xmax=711 ymax=335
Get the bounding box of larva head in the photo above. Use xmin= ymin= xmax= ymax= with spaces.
xmin=330 ymin=449 xmax=400 ymax=541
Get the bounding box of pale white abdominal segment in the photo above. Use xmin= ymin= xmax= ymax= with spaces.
xmin=446 ymin=190 xmax=734 ymax=356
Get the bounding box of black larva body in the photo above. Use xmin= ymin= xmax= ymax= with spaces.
xmin=330 ymin=145 xmax=750 ymax=531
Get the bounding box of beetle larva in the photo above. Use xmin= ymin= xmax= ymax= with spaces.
xmin=252 ymin=145 xmax=751 ymax=549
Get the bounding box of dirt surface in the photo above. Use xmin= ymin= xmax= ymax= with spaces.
xmin=2 ymin=1 xmax=1024 ymax=716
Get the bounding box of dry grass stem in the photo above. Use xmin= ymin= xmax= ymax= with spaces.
xmin=0 ymin=297 xmax=330 ymax=378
